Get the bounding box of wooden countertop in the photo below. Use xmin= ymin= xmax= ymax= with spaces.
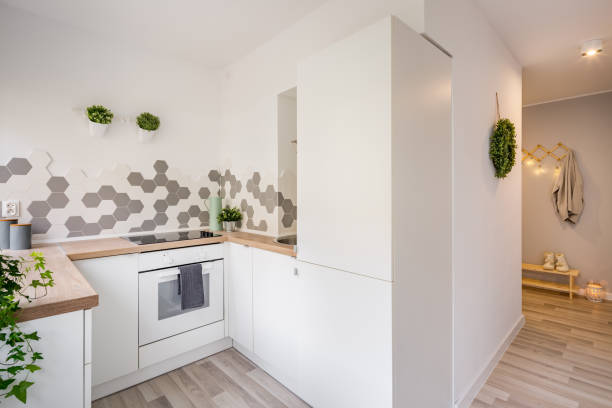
xmin=2 ymin=244 xmax=99 ymax=323
xmin=2 ymin=230 xmax=295 ymax=322
xmin=61 ymin=230 xmax=296 ymax=259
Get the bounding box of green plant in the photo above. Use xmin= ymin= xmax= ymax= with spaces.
xmin=0 ymin=252 xmax=54 ymax=404
xmin=489 ymin=118 xmax=517 ymax=178
xmin=136 ymin=112 xmax=160 ymax=131
xmin=86 ymin=105 xmax=113 ymax=124
xmin=217 ymin=206 xmax=242 ymax=223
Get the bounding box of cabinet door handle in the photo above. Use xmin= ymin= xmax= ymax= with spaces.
xmin=293 ymin=267 xmax=298 ymax=276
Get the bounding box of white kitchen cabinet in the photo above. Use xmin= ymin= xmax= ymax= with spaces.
xmin=296 ymin=261 xmax=393 ymax=408
xmin=225 ymin=242 xmax=253 ymax=351
xmin=3 ymin=311 xmax=85 ymax=408
xmin=297 ymin=16 xmax=452 ymax=407
xmin=75 ymin=254 xmax=139 ymax=386
xmin=252 ymin=248 xmax=298 ymax=391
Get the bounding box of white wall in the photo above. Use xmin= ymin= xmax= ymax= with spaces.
xmin=523 ymin=91 xmax=612 ymax=288
xmin=219 ymin=0 xmax=425 ymax=201
xmin=425 ymin=0 xmax=523 ymax=405
xmin=0 ymin=4 xmax=222 ymax=176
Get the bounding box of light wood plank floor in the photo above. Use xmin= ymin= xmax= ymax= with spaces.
xmin=93 ymin=348 xmax=310 ymax=408
xmin=472 ymin=287 xmax=612 ymax=408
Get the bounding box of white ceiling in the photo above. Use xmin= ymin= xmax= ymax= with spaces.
xmin=475 ymin=0 xmax=612 ymax=105
xmin=0 ymin=0 xmax=328 ymax=68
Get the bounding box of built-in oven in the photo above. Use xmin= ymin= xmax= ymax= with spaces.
xmin=138 ymin=255 xmax=223 ymax=346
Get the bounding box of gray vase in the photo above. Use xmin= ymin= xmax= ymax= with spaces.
xmin=0 ymin=219 xmax=18 ymax=249
xmin=10 ymin=224 xmax=31 ymax=250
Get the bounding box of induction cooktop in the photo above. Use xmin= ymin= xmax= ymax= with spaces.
xmin=123 ymin=230 xmax=221 ymax=245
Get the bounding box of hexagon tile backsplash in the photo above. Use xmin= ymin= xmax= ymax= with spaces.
xmin=0 ymin=150 xmax=296 ymax=240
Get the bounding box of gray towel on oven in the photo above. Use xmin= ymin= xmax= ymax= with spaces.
xmin=179 ymin=263 xmax=204 ymax=310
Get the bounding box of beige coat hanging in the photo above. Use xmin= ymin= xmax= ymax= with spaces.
xmin=552 ymin=150 xmax=584 ymax=224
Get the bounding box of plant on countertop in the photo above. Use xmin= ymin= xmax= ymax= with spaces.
xmin=489 ymin=118 xmax=517 ymax=178
xmin=0 ymin=252 xmax=54 ymax=404
xmin=86 ymin=105 xmax=113 ymax=124
xmin=217 ymin=206 xmax=242 ymax=223
xmin=136 ymin=112 xmax=160 ymax=131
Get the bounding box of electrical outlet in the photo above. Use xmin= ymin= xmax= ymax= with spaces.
xmin=1 ymin=200 xmax=19 ymax=218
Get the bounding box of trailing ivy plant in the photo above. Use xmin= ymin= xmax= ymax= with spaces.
xmin=489 ymin=118 xmax=517 ymax=178
xmin=0 ymin=252 xmax=54 ymax=404
xmin=86 ymin=105 xmax=114 ymax=124
xmin=136 ymin=112 xmax=160 ymax=131
xmin=217 ymin=206 xmax=242 ymax=223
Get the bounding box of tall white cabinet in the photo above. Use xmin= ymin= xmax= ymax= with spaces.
xmin=297 ymin=16 xmax=453 ymax=407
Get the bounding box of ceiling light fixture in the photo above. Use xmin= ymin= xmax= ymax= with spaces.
xmin=581 ymin=39 xmax=603 ymax=57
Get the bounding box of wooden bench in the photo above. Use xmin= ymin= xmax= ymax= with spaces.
xmin=522 ymin=263 xmax=580 ymax=299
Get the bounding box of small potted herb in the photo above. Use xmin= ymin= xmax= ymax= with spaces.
xmin=86 ymin=105 xmax=113 ymax=137
xmin=217 ymin=206 xmax=242 ymax=232
xmin=136 ymin=112 xmax=160 ymax=143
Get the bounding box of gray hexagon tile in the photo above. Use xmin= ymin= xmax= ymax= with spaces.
xmin=128 ymin=200 xmax=144 ymax=213
xmin=166 ymin=180 xmax=179 ymax=193
xmin=0 ymin=166 xmax=10 ymax=183
xmin=188 ymin=205 xmax=200 ymax=217
xmin=82 ymin=223 xmax=102 ymax=236
xmin=282 ymin=213 xmax=294 ymax=228
xmin=177 ymin=187 xmax=190 ymax=199
xmin=98 ymin=215 xmax=116 ymax=229
xmin=65 ymin=216 xmax=86 ymax=232
xmin=28 ymin=200 xmax=51 ymax=217
xmin=140 ymin=179 xmax=156 ymax=193
xmin=154 ymin=199 xmax=168 ymax=212
xmin=46 ymin=176 xmax=69 ymax=192
xmin=98 ymin=185 xmax=117 ymax=200
xmin=177 ymin=212 xmax=190 ymax=224
xmin=113 ymin=193 xmax=130 ymax=207
xmin=154 ymin=174 xmax=168 ymax=186
xmin=198 ymin=187 xmax=210 ymax=199
xmin=113 ymin=207 xmax=130 ymax=221
xmin=198 ymin=211 xmax=209 ymax=226
xmin=127 ymin=172 xmax=144 ymax=186
xmin=154 ymin=160 xmax=169 ymax=174
xmin=47 ymin=192 xmax=69 ymax=209
xmin=166 ymin=193 xmax=179 ymax=206
xmin=141 ymin=220 xmax=156 ymax=231
xmin=153 ymin=213 xmax=168 ymax=226
xmin=7 ymin=158 xmax=32 ymax=175
xmin=31 ymin=217 xmax=52 ymax=234
xmin=208 ymin=170 xmax=220 ymax=182
xmin=82 ymin=192 xmax=102 ymax=208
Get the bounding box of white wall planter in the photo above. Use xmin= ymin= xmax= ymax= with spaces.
xmin=138 ymin=128 xmax=156 ymax=143
xmin=89 ymin=121 xmax=109 ymax=137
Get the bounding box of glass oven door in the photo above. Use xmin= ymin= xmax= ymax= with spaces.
xmin=138 ymin=260 xmax=223 ymax=346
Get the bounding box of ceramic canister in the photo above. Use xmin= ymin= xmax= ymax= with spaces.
xmin=9 ymin=224 xmax=32 ymax=250
xmin=0 ymin=219 xmax=18 ymax=249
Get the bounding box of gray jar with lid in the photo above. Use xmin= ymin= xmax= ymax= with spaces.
xmin=9 ymin=224 xmax=31 ymax=250
xmin=0 ymin=219 xmax=18 ymax=249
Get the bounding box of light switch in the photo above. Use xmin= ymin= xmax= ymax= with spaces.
xmin=1 ymin=200 xmax=19 ymax=217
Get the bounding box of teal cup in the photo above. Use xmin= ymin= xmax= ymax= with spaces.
xmin=205 ymin=197 xmax=222 ymax=231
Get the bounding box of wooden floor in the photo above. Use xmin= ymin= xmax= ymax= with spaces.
xmin=472 ymin=287 xmax=612 ymax=408
xmin=93 ymin=348 xmax=309 ymax=408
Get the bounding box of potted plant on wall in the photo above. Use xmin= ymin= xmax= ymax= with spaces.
xmin=136 ymin=112 xmax=160 ymax=143
xmin=86 ymin=105 xmax=113 ymax=137
xmin=217 ymin=206 xmax=242 ymax=232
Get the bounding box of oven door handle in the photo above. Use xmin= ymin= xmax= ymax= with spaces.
xmin=155 ymin=264 xmax=214 ymax=283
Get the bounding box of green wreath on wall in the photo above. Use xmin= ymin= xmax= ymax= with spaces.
xmin=489 ymin=118 xmax=517 ymax=179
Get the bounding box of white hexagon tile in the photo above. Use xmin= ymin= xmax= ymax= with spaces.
xmin=0 ymin=151 xmax=297 ymax=239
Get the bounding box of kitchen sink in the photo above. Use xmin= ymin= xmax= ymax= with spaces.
xmin=275 ymin=235 xmax=297 ymax=246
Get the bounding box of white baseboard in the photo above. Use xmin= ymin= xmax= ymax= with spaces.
xmin=92 ymin=337 xmax=232 ymax=400
xmin=454 ymin=314 xmax=525 ymax=408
